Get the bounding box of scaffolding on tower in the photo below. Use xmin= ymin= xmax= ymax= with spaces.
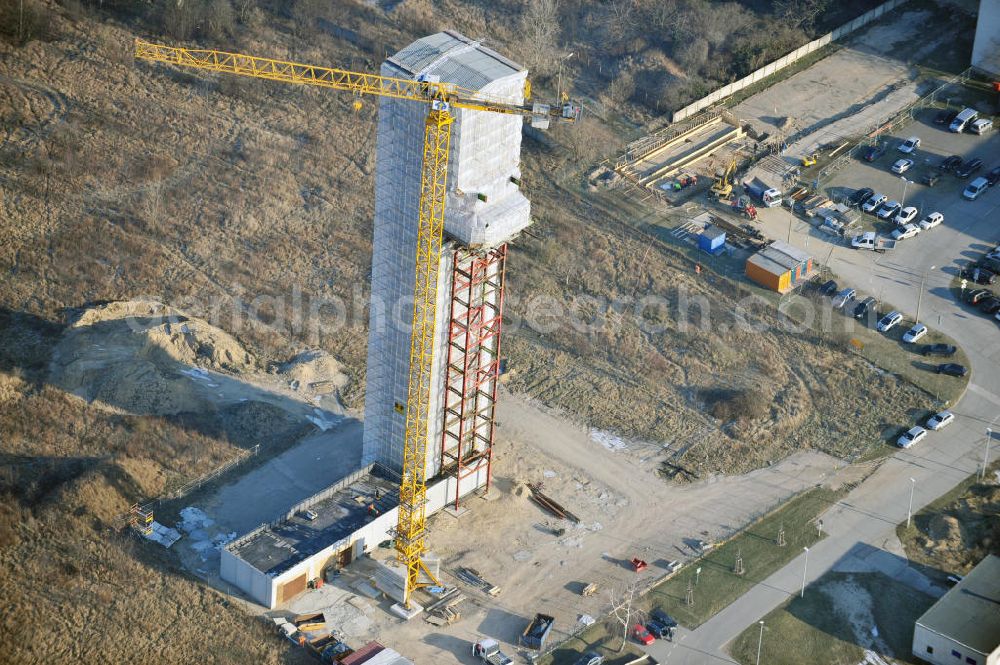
xmin=440 ymin=244 xmax=507 ymax=510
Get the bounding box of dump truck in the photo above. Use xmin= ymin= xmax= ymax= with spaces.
xmin=850 ymin=232 xmax=896 ymax=253
xmin=521 ymin=613 xmax=555 ymax=650
xmin=472 ymin=638 xmax=513 ymax=665
xmin=306 ymin=634 xmax=353 ymax=663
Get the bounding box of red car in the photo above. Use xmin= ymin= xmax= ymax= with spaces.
xmin=632 ymin=623 xmax=655 ymax=645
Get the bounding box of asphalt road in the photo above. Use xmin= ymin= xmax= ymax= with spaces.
xmin=648 ymin=125 xmax=1000 ymax=664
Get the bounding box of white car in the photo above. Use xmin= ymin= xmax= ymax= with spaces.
xmin=877 ymin=311 xmax=903 ymax=332
xmin=898 ymin=136 xmax=921 ymax=153
xmin=894 ymin=206 xmax=918 ymax=225
xmin=918 ymin=212 xmax=944 ymax=230
xmin=832 ymin=288 xmax=856 ymax=309
xmin=926 ymin=410 xmax=955 ymax=431
xmin=862 ymin=193 xmax=887 ymax=214
xmin=891 ymin=224 xmax=920 ymax=240
xmin=898 ymin=426 xmax=927 ymax=449
xmin=877 ymin=200 xmax=902 ymax=220
xmin=902 ymin=323 xmax=928 ymax=343
xmin=892 ymin=158 xmax=915 ymax=174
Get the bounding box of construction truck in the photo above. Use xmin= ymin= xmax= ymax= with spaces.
xmin=710 ymin=158 xmax=737 ymax=198
xmin=521 ymin=613 xmax=555 ymax=650
xmin=472 ymin=638 xmax=513 ymax=665
xmin=743 ymin=181 xmax=782 ymax=208
xmin=801 ymin=151 xmax=819 ymax=167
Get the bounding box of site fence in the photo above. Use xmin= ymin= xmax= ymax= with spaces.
xmin=671 ymin=0 xmax=910 ymax=123
xmin=116 ymin=443 xmax=260 ymax=530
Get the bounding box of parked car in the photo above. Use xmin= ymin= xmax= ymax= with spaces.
xmin=573 ymin=652 xmax=604 ymax=665
xmin=818 ymin=279 xmax=838 ymax=296
xmin=894 ymin=206 xmax=918 ymax=225
xmin=940 ymin=155 xmax=962 ymax=172
xmin=646 ymin=620 xmax=673 ymax=640
xmin=651 ymin=609 xmax=678 ymax=628
xmin=970 ymin=118 xmax=993 ymax=135
xmin=987 ymin=249 xmax=1000 ymax=261
xmin=864 ymin=144 xmax=887 ymax=161
xmin=832 ymin=288 xmax=856 ymax=309
xmin=956 ymin=157 xmax=983 ymax=178
xmin=936 ymin=363 xmax=968 ymax=377
xmin=862 ymin=193 xmax=887 ymax=213
xmin=877 ymin=311 xmax=903 ymax=332
xmin=967 ymin=288 xmax=991 ymax=304
xmin=986 ymin=166 xmax=1000 ymax=187
xmin=979 ymin=296 xmax=1000 ymax=314
xmin=962 ymin=267 xmax=996 ymax=285
xmin=877 ymin=200 xmax=902 ymax=220
xmin=926 ymin=411 xmax=955 ymax=430
xmin=891 ymin=158 xmax=915 ymax=174
xmin=849 ymin=187 xmax=875 ymax=207
xmin=918 ymin=212 xmax=944 ymax=230
xmin=964 ymin=177 xmax=990 ymax=201
xmin=897 ymin=426 xmax=927 ymax=449
xmin=902 ymin=323 xmax=928 ymax=343
xmin=898 ymin=136 xmax=921 ymax=153
xmin=891 ymin=224 xmax=920 ymax=240
xmin=922 ymin=171 xmax=940 ymax=186
xmin=853 ymin=296 xmax=877 ymax=320
xmin=920 ymin=343 xmax=956 ymax=356
xmin=632 ymin=624 xmax=655 ymax=646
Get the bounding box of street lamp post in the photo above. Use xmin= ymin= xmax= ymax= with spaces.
xmin=983 ymin=428 xmax=993 ymax=481
xmin=557 ymin=52 xmax=575 ymax=102
xmin=756 ymin=621 xmax=765 ymax=665
xmin=800 ymin=546 xmax=810 ymax=598
xmin=916 ymin=265 xmax=935 ymax=324
xmin=906 ymin=477 xmax=916 ymax=528
xmin=900 ymin=176 xmax=910 ymax=209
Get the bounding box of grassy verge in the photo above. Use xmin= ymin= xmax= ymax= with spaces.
xmin=642 ymin=487 xmax=842 ymax=628
xmin=728 ymin=572 xmax=935 ymax=665
xmin=780 ymin=292 xmax=970 ymax=405
xmin=536 ymin=620 xmax=644 ymax=665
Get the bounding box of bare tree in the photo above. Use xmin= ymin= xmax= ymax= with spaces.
xmin=519 ymin=0 xmax=560 ymax=76
xmin=608 ymin=580 xmax=640 ymax=652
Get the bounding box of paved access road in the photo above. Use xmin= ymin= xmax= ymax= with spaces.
xmin=647 ymin=132 xmax=1000 ymax=665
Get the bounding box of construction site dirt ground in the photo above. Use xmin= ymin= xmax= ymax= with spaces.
xmin=175 ymin=389 xmax=849 ymax=663
xmin=732 ymin=3 xmax=971 ymax=173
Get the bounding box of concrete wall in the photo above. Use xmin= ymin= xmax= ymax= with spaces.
xmin=235 ymin=468 xmax=490 ymax=609
xmin=671 ymin=0 xmax=910 ymax=122
xmin=912 ymin=624 xmax=992 ymax=665
xmin=973 ymin=0 xmax=1000 ymax=76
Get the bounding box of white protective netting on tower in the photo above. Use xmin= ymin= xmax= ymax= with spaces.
xmin=362 ymin=31 xmax=531 ymax=480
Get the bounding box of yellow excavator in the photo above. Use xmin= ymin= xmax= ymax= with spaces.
xmin=711 ymin=158 xmax=737 ymax=198
xmin=801 ymin=151 xmax=819 ymax=167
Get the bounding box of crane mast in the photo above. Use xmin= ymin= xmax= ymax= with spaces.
xmin=133 ymin=38 xmax=578 ymax=609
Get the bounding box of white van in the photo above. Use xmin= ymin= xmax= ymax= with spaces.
xmin=950 ymin=107 xmax=979 ymax=133
xmin=963 ymin=177 xmax=989 ymax=201
xmin=970 ymin=118 xmax=993 ymax=135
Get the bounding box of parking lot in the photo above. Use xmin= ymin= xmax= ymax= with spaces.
xmin=755 ymin=108 xmax=1000 ymax=373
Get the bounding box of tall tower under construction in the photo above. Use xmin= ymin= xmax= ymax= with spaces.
xmin=362 ymin=31 xmax=531 ymax=507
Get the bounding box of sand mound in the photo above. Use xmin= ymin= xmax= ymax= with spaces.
xmin=49 ymin=300 xmax=257 ymax=415
xmin=927 ymin=514 xmax=963 ymax=549
xmin=278 ymin=350 xmax=348 ymax=394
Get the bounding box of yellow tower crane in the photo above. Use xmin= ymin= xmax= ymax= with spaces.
xmin=133 ymin=39 xmax=579 ymax=608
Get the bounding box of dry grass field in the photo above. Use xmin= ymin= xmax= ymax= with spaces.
xmin=0 ymin=1 xmax=936 ymax=662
